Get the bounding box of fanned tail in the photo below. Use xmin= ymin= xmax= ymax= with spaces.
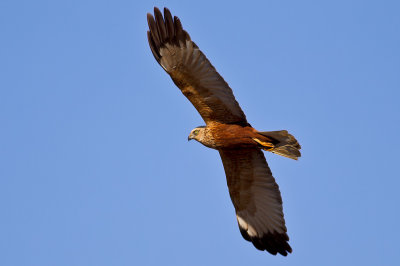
xmin=256 ymin=130 xmax=301 ymax=160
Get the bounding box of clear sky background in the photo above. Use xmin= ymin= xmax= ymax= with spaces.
xmin=1 ymin=0 xmax=399 ymax=265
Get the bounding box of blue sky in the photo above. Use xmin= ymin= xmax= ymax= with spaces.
xmin=1 ymin=0 xmax=399 ymax=265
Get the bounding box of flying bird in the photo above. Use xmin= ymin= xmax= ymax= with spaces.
xmin=147 ymin=7 xmax=301 ymax=256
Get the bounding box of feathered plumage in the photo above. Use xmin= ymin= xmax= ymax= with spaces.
xmin=147 ymin=7 xmax=301 ymax=256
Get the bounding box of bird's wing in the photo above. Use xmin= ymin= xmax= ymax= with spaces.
xmin=219 ymin=148 xmax=292 ymax=256
xmin=147 ymin=7 xmax=248 ymax=126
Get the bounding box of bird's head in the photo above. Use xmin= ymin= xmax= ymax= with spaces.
xmin=188 ymin=126 xmax=206 ymax=142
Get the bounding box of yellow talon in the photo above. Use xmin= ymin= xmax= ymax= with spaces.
xmin=252 ymin=138 xmax=274 ymax=149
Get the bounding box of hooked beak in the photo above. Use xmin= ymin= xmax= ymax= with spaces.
xmin=188 ymin=135 xmax=193 ymax=141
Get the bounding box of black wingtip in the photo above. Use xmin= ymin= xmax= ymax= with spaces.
xmin=240 ymin=228 xmax=292 ymax=256
xmin=154 ymin=6 xmax=161 ymax=13
xmin=146 ymin=7 xmax=192 ymax=64
xmin=146 ymin=12 xmax=154 ymax=25
xmin=164 ymin=7 xmax=171 ymax=14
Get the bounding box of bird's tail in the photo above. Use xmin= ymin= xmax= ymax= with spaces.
xmin=254 ymin=130 xmax=301 ymax=160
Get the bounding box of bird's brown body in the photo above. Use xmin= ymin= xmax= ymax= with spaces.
xmin=201 ymin=123 xmax=271 ymax=149
xmin=147 ymin=7 xmax=301 ymax=256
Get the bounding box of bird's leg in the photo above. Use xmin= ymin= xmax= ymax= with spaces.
xmin=252 ymin=138 xmax=274 ymax=151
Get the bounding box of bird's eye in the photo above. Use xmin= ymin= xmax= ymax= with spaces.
xmin=193 ymin=130 xmax=199 ymax=135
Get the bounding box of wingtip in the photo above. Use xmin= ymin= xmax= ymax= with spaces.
xmin=146 ymin=13 xmax=156 ymax=32
xmin=240 ymin=228 xmax=292 ymax=256
xmin=164 ymin=7 xmax=171 ymax=14
xmin=154 ymin=7 xmax=163 ymax=21
xmin=152 ymin=6 xmax=170 ymax=18
xmin=174 ymin=16 xmax=181 ymax=24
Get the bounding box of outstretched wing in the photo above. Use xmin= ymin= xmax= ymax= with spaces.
xmin=147 ymin=7 xmax=248 ymax=126
xmin=219 ymin=148 xmax=292 ymax=256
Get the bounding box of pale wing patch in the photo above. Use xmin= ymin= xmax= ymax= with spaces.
xmin=237 ymin=215 xmax=258 ymax=237
xmin=237 ymin=215 xmax=248 ymax=230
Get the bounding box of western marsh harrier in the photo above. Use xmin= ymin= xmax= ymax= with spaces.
xmin=147 ymin=7 xmax=301 ymax=256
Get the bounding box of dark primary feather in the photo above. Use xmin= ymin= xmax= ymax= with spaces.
xmin=147 ymin=7 xmax=249 ymax=126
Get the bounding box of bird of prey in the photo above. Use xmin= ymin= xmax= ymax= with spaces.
xmin=147 ymin=7 xmax=301 ymax=256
